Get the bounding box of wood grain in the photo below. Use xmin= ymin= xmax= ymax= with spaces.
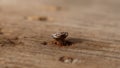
xmin=0 ymin=0 xmax=120 ymax=68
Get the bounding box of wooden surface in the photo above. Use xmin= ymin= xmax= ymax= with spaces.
xmin=0 ymin=0 xmax=120 ymax=68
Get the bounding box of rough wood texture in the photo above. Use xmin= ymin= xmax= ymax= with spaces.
xmin=0 ymin=0 xmax=120 ymax=68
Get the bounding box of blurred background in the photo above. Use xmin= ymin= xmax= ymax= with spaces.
xmin=0 ymin=0 xmax=120 ymax=68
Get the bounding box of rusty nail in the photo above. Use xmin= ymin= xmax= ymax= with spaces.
xmin=51 ymin=32 xmax=68 ymax=46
